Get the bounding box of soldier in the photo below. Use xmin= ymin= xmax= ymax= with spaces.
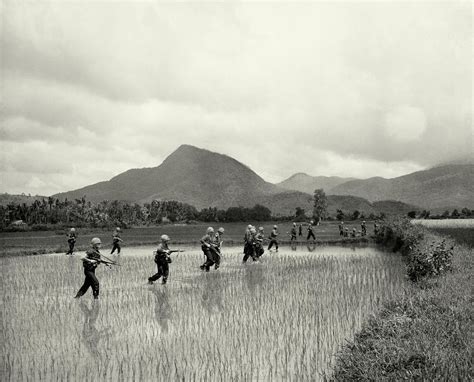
xmin=361 ymin=221 xmax=367 ymax=236
xmin=243 ymin=224 xmax=252 ymax=254
xmin=75 ymin=237 xmax=108 ymax=300
xmin=243 ymin=226 xmax=258 ymax=263
xmin=338 ymin=221 xmax=344 ymax=236
xmin=254 ymin=227 xmax=265 ymax=258
xmin=213 ymin=227 xmax=225 ymax=270
xmin=268 ymin=225 xmax=279 ymax=252
xmin=148 ymin=234 xmax=173 ymax=285
xmin=374 ymin=222 xmax=379 ymax=235
xmin=290 ymin=223 xmax=297 ymax=242
xmin=200 ymin=227 xmax=216 ymax=272
xmin=351 ymin=228 xmax=357 ymax=237
xmin=111 ymin=227 xmax=123 ymax=254
xmin=66 ymin=227 xmax=77 ymax=255
xmin=307 ymin=221 xmax=316 ymax=241
xmin=298 ymin=224 xmax=303 ymax=236
xmin=344 ymin=227 xmax=349 ymax=237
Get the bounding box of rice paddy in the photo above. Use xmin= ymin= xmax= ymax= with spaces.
xmin=2 ymin=245 xmax=406 ymax=381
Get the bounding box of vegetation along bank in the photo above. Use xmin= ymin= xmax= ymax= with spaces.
xmin=329 ymin=218 xmax=473 ymax=380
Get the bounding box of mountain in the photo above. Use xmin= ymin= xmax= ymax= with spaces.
xmin=53 ymin=144 xmax=416 ymax=215
xmin=277 ymin=173 xmax=355 ymax=194
xmin=55 ymin=144 xmax=279 ymax=209
xmin=329 ymin=164 xmax=474 ymax=209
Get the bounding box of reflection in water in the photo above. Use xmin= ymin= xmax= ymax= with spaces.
xmin=79 ymin=300 xmax=111 ymax=358
xmin=306 ymin=244 xmax=316 ymax=252
xmin=149 ymin=288 xmax=172 ymax=333
xmin=244 ymin=263 xmax=265 ymax=293
xmin=201 ymin=273 xmax=224 ymax=315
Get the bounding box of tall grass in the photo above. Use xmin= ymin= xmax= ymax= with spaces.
xmin=411 ymin=218 xmax=474 ymax=228
xmin=2 ymin=246 xmax=405 ymax=380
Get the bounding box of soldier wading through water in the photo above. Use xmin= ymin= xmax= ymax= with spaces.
xmin=148 ymin=235 xmax=173 ymax=285
xmin=267 ymin=225 xmax=279 ymax=252
xmin=111 ymin=227 xmax=123 ymax=254
xmin=200 ymin=227 xmax=217 ymax=272
xmin=66 ymin=227 xmax=77 ymax=255
xmin=212 ymin=227 xmax=225 ymax=270
xmin=243 ymin=226 xmax=258 ymax=263
xmin=75 ymin=237 xmax=109 ymax=300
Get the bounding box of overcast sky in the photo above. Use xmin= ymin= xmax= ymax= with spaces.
xmin=1 ymin=1 xmax=472 ymax=196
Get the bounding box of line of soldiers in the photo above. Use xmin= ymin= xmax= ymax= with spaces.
xmin=74 ymin=221 xmax=380 ymax=299
xmin=338 ymin=221 xmax=378 ymax=237
xmin=66 ymin=227 xmax=123 ymax=256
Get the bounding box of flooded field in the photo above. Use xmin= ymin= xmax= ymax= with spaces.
xmin=2 ymin=245 xmax=406 ymax=381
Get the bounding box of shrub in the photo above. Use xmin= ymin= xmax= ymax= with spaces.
xmin=375 ymin=218 xmax=454 ymax=282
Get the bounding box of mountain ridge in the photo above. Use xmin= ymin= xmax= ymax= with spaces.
xmin=51 ymin=144 xmax=472 ymax=212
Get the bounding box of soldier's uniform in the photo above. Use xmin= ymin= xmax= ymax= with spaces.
xmin=344 ymin=227 xmax=349 ymax=237
xmin=290 ymin=226 xmax=297 ymax=242
xmin=268 ymin=227 xmax=279 ymax=251
xmin=66 ymin=232 xmax=77 ymax=255
xmin=75 ymin=248 xmax=102 ymax=299
xmin=213 ymin=232 xmax=223 ymax=270
xmin=243 ymin=230 xmax=258 ymax=262
xmin=338 ymin=223 xmax=344 ymax=236
xmin=307 ymin=224 xmax=316 ymax=241
xmin=200 ymin=233 xmax=215 ymax=271
xmin=298 ymin=224 xmax=303 ymax=236
xmin=254 ymin=231 xmax=265 ymax=258
xmin=361 ymin=222 xmax=367 ymax=236
xmin=149 ymin=243 xmax=172 ymax=284
xmin=374 ymin=223 xmax=379 ymax=235
xmin=351 ymin=228 xmax=357 ymax=237
xmin=111 ymin=232 xmax=122 ymax=254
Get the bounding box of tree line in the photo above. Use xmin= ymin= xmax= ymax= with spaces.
xmin=0 ymin=196 xmax=274 ymax=231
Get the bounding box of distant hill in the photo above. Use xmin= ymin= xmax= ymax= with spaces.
xmin=329 ymin=164 xmax=474 ymax=209
xmin=277 ymin=173 xmax=355 ymax=194
xmin=52 ymin=144 xmax=416 ymax=216
xmin=0 ymin=193 xmax=47 ymax=206
xmin=54 ymin=144 xmax=286 ymax=210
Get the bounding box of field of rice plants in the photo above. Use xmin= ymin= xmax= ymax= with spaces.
xmin=2 ymin=245 xmax=406 ymax=381
xmin=411 ymin=218 xmax=474 ymax=228
xmin=412 ymin=219 xmax=474 ymax=247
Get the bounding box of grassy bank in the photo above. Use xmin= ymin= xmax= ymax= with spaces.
xmin=329 ymin=220 xmax=473 ymax=380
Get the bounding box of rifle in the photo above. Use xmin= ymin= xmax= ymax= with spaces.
xmin=153 ymin=249 xmax=185 ymax=259
xmin=99 ymin=254 xmax=121 ymax=266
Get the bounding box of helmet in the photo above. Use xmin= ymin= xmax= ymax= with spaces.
xmin=293 ymin=222 xmax=296 ymax=226
xmin=206 ymin=227 xmax=214 ymax=234
xmin=273 ymin=225 xmax=277 ymax=229
xmin=247 ymin=224 xmax=252 ymax=229
xmin=250 ymin=227 xmax=256 ymax=234
xmin=116 ymin=227 xmax=121 ymax=232
xmin=91 ymin=237 xmax=102 ymax=246
xmin=218 ymin=227 xmax=225 ymax=234
xmin=363 ymin=221 xmax=366 ymax=223
xmin=160 ymin=234 xmax=170 ymax=242
xmin=259 ymin=226 xmax=264 ymax=232
xmin=70 ymin=228 xmax=76 ymax=232
xmin=310 ymin=220 xmax=314 ymax=225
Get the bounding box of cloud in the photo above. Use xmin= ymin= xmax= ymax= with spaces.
xmin=0 ymin=1 xmax=472 ymax=195
xmin=384 ymin=106 xmax=427 ymax=142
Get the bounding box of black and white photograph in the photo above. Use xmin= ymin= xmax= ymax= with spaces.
xmin=1 ymin=0 xmax=472 ymax=380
